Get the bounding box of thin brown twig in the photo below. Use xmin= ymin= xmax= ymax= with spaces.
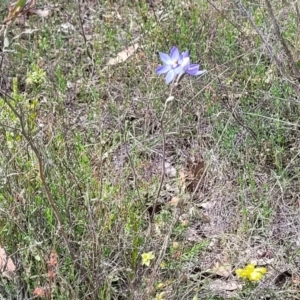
xmin=0 ymin=89 xmax=93 ymax=289
xmin=295 ymin=2 xmax=300 ymax=29
xmin=153 ymin=91 xmax=174 ymax=218
xmin=237 ymin=1 xmax=300 ymax=97
xmin=76 ymin=0 xmax=94 ymax=70
xmin=264 ymin=0 xmax=300 ymax=81
xmin=236 ymin=1 xmax=285 ymax=73
xmin=207 ymin=0 xmax=244 ymax=37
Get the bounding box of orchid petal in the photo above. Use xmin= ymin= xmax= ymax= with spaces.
xmin=169 ymin=46 xmax=180 ymax=61
xmin=165 ymin=70 xmax=175 ymax=84
xmin=186 ymin=64 xmax=200 ymax=75
xmin=178 ymin=51 xmax=189 ymax=65
xmin=181 ymin=57 xmax=191 ymax=71
xmin=173 ymin=65 xmax=184 ymax=74
xmin=194 ymin=69 xmax=207 ymax=76
xmin=156 ymin=65 xmax=172 ymax=74
xmin=181 ymin=50 xmax=189 ymax=58
xmin=159 ymin=52 xmax=172 ymax=65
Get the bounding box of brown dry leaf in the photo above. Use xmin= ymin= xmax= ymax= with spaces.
xmin=292 ymin=274 xmax=300 ymax=287
xmin=209 ymin=263 xmax=232 ymax=277
xmin=0 ymin=246 xmax=16 ymax=279
xmin=179 ymin=169 xmax=187 ymax=190
xmin=28 ymin=8 xmax=51 ymax=18
xmin=187 ymin=159 xmax=205 ymax=193
xmin=3 ymin=0 xmax=37 ymax=24
xmin=170 ymin=196 xmax=180 ymax=206
xmin=33 ymin=287 xmax=50 ymax=297
xmin=48 ymin=250 xmax=58 ymax=267
xmin=106 ymin=43 xmax=139 ymax=66
xmin=180 ymin=156 xmax=205 ymax=193
xmin=209 ymin=279 xmax=241 ymax=292
xmin=59 ymin=22 xmax=75 ymax=33
xmin=275 ymin=271 xmax=292 ymax=287
xmin=200 ymin=201 xmax=216 ymax=210
xmin=181 ymin=219 xmax=189 ymax=226
xmin=165 ymin=162 xmax=176 ymax=177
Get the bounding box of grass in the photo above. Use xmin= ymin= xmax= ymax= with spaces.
xmin=1 ymin=0 xmax=300 ymax=299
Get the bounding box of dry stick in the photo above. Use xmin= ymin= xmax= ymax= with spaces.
xmin=77 ymin=0 xmax=94 ymax=69
xmin=0 ymin=92 xmax=66 ymax=232
xmin=237 ymin=1 xmax=285 ymax=74
xmin=147 ymin=211 xmax=179 ymax=293
xmin=0 ymin=90 xmax=92 ymax=288
xmin=264 ymin=0 xmax=300 ymax=80
xmin=238 ymin=1 xmax=300 ymax=97
xmin=153 ymin=92 xmax=174 ymax=217
xmin=122 ymin=119 xmax=143 ymax=206
xmin=207 ymin=0 xmax=244 ymax=35
xmin=296 ymin=2 xmax=300 ymax=28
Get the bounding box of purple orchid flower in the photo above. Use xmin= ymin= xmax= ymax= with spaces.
xmin=156 ymin=46 xmax=207 ymax=84
xmin=181 ymin=56 xmax=207 ymax=77
xmin=156 ymin=46 xmax=184 ymax=84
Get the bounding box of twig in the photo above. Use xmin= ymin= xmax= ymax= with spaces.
xmin=76 ymin=0 xmax=94 ymax=67
xmin=147 ymin=211 xmax=180 ymax=294
xmin=237 ymin=1 xmax=300 ymax=97
xmin=296 ymin=2 xmax=300 ymax=29
xmin=207 ymin=0 xmax=244 ymax=35
xmin=124 ymin=125 xmax=143 ymax=206
xmin=264 ymin=0 xmax=300 ymax=81
xmin=0 ymin=89 xmax=92 ymax=288
xmin=237 ymin=1 xmax=285 ymax=74
xmin=152 ymin=94 xmax=174 ymax=220
xmin=0 ymin=91 xmax=67 ymax=241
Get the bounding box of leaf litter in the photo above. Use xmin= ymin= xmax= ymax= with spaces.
xmin=105 ymin=43 xmax=139 ymax=68
xmin=0 ymin=246 xmax=16 ymax=280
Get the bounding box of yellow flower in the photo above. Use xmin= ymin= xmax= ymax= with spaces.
xmin=141 ymin=251 xmax=155 ymax=266
xmin=236 ymin=264 xmax=267 ymax=281
xmin=156 ymin=280 xmax=172 ymax=290
xmin=154 ymin=292 xmax=165 ymax=300
xmin=160 ymin=262 xmax=166 ymax=269
xmin=26 ymin=66 xmax=46 ymax=85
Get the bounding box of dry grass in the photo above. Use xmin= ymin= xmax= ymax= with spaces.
xmin=0 ymin=0 xmax=300 ymax=299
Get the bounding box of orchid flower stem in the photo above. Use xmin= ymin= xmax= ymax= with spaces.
xmin=153 ymin=85 xmax=175 ymax=219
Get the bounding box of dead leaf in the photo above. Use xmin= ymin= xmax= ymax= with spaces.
xmin=181 ymin=219 xmax=189 ymax=226
xmin=59 ymin=22 xmax=75 ymax=33
xmin=0 ymin=246 xmax=16 ymax=280
xmin=3 ymin=0 xmax=37 ymax=24
xmin=209 ymin=263 xmax=232 ymax=277
xmin=187 ymin=159 xmax=205 ymax=193
xmin=165 ymin=162 xmax=176 ymax=177
xmin=209 ymin=279 xmax=241 ymax=292
xmin=275 ymin=271 xmax=292 ymax=287
xmin=170 ymin=196 xmax=180 ymax=206
xmin=28 ymin=8 xmax=51 ymax=18
xmin=48 ymin=250 xmax=58 ymax=267
xmin=292 ymin=274 xmax=300 ymax=287
xmin=4 ymin=37 xmax=9 ymax=48
xmin=33 ymin=287 xmax=50 ymax=297
xmin=180 ymin=155 xmax=205 ymax=193
xmin=200 ymin=201 xmax=216 ymax=210
xmin=179 ymin=169 xmax=187 ymax=190
xmin=106 ymin=44 xmax=139 ymax=66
